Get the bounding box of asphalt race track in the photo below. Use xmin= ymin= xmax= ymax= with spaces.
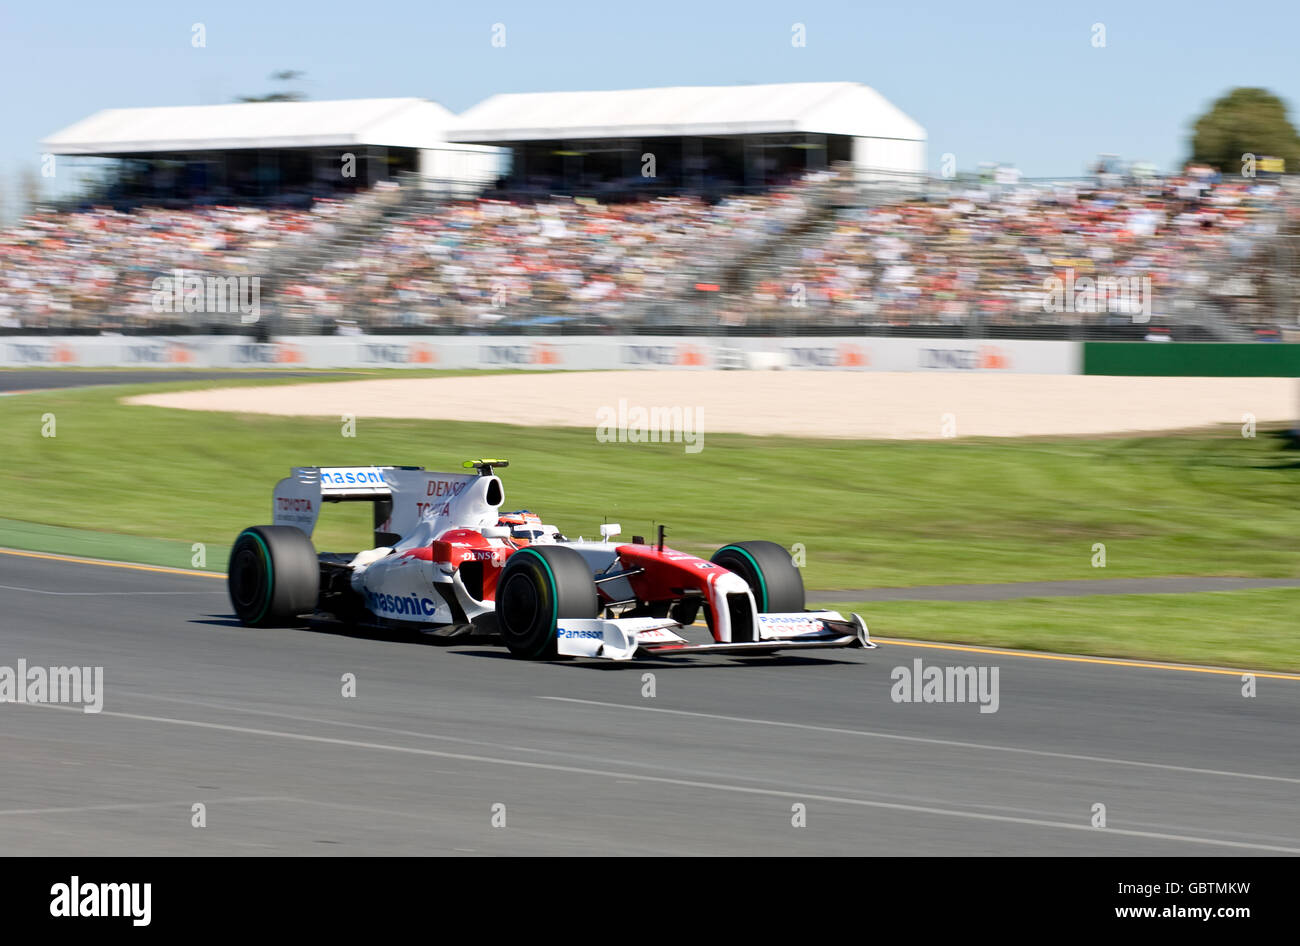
xmin=2 ymin=550 xmax=1297 ymax=856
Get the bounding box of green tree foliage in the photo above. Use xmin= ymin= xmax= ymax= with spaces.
xmin=237 ymin=71 xmax=307 ymax=104
xmin=1189 ymin=87 xmax=1300 ymax=174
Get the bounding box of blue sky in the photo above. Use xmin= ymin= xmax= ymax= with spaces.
xmin=1 ymin=0 xmax=1296 ymax=212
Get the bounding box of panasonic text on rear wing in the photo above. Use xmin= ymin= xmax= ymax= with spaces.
xmin=314 ymin=466 xmax=395 ymax=498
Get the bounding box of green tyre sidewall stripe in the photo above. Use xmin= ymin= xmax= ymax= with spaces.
xmin=239 ymin=531 xmax=274 ymax=625
xmin=718 ymin=545 xmax=767 ymax=612
xmin=517 ymin=548 xmax=558 ymax=657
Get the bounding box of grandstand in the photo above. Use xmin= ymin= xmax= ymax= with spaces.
xmin=41 ymin=98 xmax=500 ymax=208
xmin=450 ymin=81 xmax=926 ymax=200
xmin=4 ymin=88 xmax=1295 ymax=340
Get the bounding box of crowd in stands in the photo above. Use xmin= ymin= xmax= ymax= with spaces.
xmin=738 ymin=169 xmax=1290 ymax=330
xmin=0 ymin=199 xmax=366 ymax=330
xmin=0 ymin=166 xmax=1292 ymax=335
xmin=278 ymin=175 xmax=829 ymax=330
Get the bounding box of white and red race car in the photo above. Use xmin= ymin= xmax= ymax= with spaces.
xmin=227 ymin=460 xmax=873 ymax=660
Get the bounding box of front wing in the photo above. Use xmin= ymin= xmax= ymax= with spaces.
xmin=555 ymin=610 xmax=875 ymax=660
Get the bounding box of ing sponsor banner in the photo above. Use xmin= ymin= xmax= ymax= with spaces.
xmin=0 ymin=336 xmax=1083 ymax=374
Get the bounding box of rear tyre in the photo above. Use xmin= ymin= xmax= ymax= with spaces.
xmin=227 ymin=526 xmax=319 ymax=627
xmin=496 ymin=546 xmax=598 ymax=658
xmin=710 ymin=541 xmax=804 ymax=613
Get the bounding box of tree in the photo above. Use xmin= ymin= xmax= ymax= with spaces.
xmin=237 ymin=70 xmax=307 ymax=103
xmin=1189 ymin=87 xmax=1300 ymax=174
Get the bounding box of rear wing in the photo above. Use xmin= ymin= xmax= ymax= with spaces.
xmin=272 ymin=466 xmax=414 ymax=543
xmin=271 ymin=464 xmax=501 ymax=546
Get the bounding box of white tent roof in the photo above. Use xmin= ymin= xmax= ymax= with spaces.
xmin=42 ymin=98 xmax=459 ymax=155
xmin=448 ymin=82 xmax=925 ymax=143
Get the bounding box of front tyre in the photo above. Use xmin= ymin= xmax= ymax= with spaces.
xmin=227 ymin=525 xmax=319 ymax=627
xmin=710 ymin=540 xmax=805 ymax=613
xmin=496 ymin=546 xmax=598 ymax=658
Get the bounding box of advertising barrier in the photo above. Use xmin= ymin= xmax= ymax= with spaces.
xmin=0 ymin=335 xmax=1084 ymax=374
xmin=9 ymin=337 xmax=1300 ymax=376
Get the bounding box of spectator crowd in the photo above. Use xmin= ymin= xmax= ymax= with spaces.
xmin=277 ymin=178 xmax=827 ymax=330
xmin=0 ymin=201 xmax=361 ymax=330
xmin=741 ymin=169 xmax=1290 ymax=330
xmin=0 ymin=167 xmax=1292 ymax=335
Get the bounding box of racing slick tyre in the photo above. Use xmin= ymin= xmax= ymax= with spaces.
xmin=711 ymin=541 xmax=805 ymax=613
xmin=496 ymin=546 xmax=598 ymax=659
xmin=227 ymin=526 xmax=320 ymax=628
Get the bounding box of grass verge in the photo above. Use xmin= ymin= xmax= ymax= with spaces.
xmin=1 ymin=373 xmax=1297 ymax=668
xmin=814 ymin=589 xmax=1300 ymax=673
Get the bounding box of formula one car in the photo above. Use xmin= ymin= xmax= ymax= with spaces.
xmin=226 ymin=459 xmax=874 ymax=660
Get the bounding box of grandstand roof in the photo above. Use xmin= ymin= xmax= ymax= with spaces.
xmin=448 ymin=81 xmax=925 ymax=143
xmin=42 ymin=98 xmax=460 ymax=155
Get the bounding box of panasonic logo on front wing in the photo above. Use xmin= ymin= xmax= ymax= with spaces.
xmin=364 ymin=591 xmax=438 ymax=617
xmin=558 ymin=628 xmax=602 ymax=639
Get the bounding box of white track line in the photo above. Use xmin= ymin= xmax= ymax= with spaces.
xmin=14 ymin=701 xmax=1298 ymax=853
xmin=107 ymin=692 xmax=1288 ymax=837
xmin=0 ymin=585 xmax=223 ymax=597
xmin=0 ymin=796 xmax=293 ymax=817
xmin=539 ymin=697 xmax=1300 ymax=786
